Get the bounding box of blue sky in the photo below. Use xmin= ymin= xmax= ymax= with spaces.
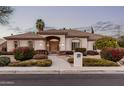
xmin=1 ymin=6 xmax=124 ymax=37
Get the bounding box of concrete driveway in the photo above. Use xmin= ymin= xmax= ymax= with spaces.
xmin=48 ymin=55 xmax=72 ymax=68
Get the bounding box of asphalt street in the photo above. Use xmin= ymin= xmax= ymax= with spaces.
xmin=0 ymin=74 xmax=124 ymax=86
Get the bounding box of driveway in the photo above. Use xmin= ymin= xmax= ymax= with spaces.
xmin=48 ymin=55 xmax=72 ymax=68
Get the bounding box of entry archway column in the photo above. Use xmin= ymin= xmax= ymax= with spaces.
xmin=59 ymin=36 xmax=65 ymax=51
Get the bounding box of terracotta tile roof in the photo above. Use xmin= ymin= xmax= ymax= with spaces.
xmin=0 ymin=38 xmax=6 ymax=45
xmin=4 ymin=29 xmax=105 ymax=41
xmin=39 ymin=29 xmax=104 ymax=40
xmin=4 ymin=32 xmax=45 ymax=40
xmin=37 ymin=29 xmax=68 ymax=35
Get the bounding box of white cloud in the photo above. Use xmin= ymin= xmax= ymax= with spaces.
xmin=0 ymin=25 xmax=24 ymax=38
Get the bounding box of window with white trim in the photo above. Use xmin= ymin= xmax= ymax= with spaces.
xmin=28 ymin=41 xmax=33 ymax=48
xmin=72 ymin=39 xmax=80 ymax=50
xmin=14 ymin=41 xmax=19 ymax=48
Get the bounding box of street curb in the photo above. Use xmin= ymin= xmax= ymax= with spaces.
xmin=0 ymin=70 xmax=124 ymax=74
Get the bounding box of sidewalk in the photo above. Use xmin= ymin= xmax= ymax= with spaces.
xmin=0 ymin=66 xmax=124 ymax=74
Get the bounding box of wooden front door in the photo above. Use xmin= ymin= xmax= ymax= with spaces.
xmin=49 ymin=41 xmax=59 ymax=52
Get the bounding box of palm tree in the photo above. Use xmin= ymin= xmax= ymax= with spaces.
xmin=36 ymin=19 xmax=45 ymax=31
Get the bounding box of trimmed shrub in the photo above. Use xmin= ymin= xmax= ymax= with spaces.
xmin=100 ymin=48 xmax=124 ymax=62
xmin=66 ymin=51 xmax=73 ymax=55
xmin=67 ymin=57 xmax=74 ymax=64
xmin=14 ymin=47 xmax=34 ymax=61
xmin=83 ymin=58 xmax=119 ymax=66
xmin=75 ymin=48 xmax=86 ymax=53
xmin=59 ymin=51 xmax=73 ymax=55
xmin=0 ymin=51 xmax=13 ymax=55
xmin=67 ymin=57 xmax=119 ymax=66
xmin=87 ymin=50 xmax=99 ymax=55
xmin=33 ymin=54 xmax=48 ymax=59
xmin=8 ymin=59 xmax=52 ymax=67
xmin=59 ymin=51 xmax=66 ymax=55
xmin=95 ymin=37 xmax=119 ymax=50
xmin=118 ymin=40 xmax=124 ymax=47
xmin=117 ymin=36 xmax=124 ymax=47
xmin=0 ymin=57 xmax=11 ymax=66
xmin=35 ymin=50 xmax=48 ymax=55
xmin=35 ymin=59 xmax=52 ymax=66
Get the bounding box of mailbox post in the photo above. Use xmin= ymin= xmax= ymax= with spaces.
xmin=74 ymin=52 xmax=83 ymax=67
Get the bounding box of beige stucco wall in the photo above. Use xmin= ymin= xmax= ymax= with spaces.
xmin=81 ymin=38 xmax=88 ymax=48
xmin=34 ymin=40 xmax=46 ymax=50
xmin=65 ymin=38 xmax=88 ymax=50
xmin=87 ymin=41 xmax=95 ymax=50
xmin=19 ymin=40 xmax=28 ymax=47
xmin=65 ymin=38 xmax=71 ymax=50
xmin=7 ymin=40 xmax=14 ymax=52
xmin=6 ymin=36 xmax=94 ymax=52
xmin=7 ymin=40 xmax=46 ymax=52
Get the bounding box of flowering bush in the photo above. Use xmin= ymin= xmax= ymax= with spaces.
xmin=100 ymin=48 xmax=124 ymax=62
xmin=14 ymin=47 xmax=34 ymax=61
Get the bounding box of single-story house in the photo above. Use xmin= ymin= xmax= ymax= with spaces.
xmin=0 ymin=39 xmax=7 ymax=52
xmin=4 ymin=29 xmax=104 ymax=53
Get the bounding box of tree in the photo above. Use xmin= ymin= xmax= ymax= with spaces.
xmin=36 ymin=19 xmax=45 ymax=31
xmin=95 ymin=37 xmax=119 ymax=50
xmin=91 ymin=26 xmax=94 ymax=34
xmin=117 ymin=36 xmax=124 ymax=47
xmin=0 ymin=6 xmax=13 ymax=24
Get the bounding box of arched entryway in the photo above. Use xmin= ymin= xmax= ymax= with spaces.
xmin=46 ymin=36 xmax=60 ymax=53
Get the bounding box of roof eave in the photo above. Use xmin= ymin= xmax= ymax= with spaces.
xmin=4 ymin=37 xmax=45 ymax=40
xmin=66 ymin=36 xmax=89 ymax=38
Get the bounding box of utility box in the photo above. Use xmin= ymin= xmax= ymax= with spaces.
xmin=74 ymin=52 xmax=83 ymax=67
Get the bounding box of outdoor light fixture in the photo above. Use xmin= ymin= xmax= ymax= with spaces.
xmin=46 ymin=43 xmax=49 ymax=46
xmin=61 ymin=43 xmax=64 ymax=46
xmin=40 ymin=43 xmax=42 ymax=46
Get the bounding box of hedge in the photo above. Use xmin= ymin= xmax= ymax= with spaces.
xmin=67 ymin=57 xmax=119 ymax=66
xmin=0 ymin=57 xmax=11 ymax=66
xmin=8 ymin=59 xmax=52 ymax=67
xmin=33 ymin=54 xmax=48 ymax=59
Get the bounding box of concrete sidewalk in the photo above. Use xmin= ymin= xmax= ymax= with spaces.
xmin=0 ymin=66 xmax=124 ymax=74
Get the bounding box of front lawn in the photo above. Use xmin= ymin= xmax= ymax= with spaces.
xmin=67 ymin=57 xmax=119 ymax=66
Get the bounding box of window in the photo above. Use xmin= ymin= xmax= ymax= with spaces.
xmin=93 ymin=44 xmax=96 ymax=50
xmin=28 ymin=41 xmax=33 ymax=48
xmin=72 ymin=39 xmax=80 ymax=50
xmin=14 ymin=41 xmax=19 ymax=48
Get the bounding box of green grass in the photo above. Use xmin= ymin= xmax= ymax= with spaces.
xmin=67 ymin=57 xmax=119 ymax=66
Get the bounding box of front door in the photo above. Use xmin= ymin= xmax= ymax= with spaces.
xmin=49 ymin=41 xmax=59 ymax=53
